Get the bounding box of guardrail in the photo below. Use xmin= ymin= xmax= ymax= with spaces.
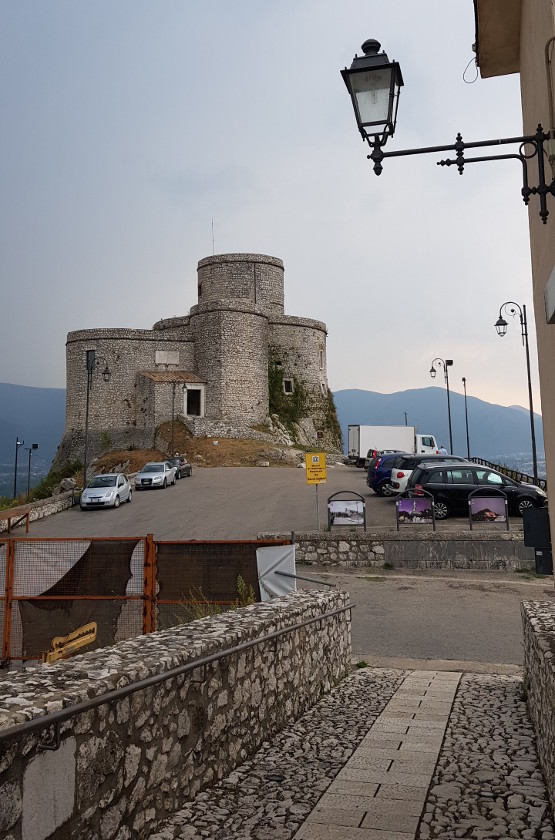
xmin=470 ymin=458 xmax=547 ymax=491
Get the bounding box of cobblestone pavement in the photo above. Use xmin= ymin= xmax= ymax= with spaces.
xmin=150 ymin=668 xmax=555 ymax=840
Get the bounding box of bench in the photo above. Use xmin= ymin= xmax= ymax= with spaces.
xmin=0 ymin=506 xmax=31 ymax=534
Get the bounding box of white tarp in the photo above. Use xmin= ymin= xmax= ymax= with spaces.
xmin=256 ymin=544 xmax=296 ymax=601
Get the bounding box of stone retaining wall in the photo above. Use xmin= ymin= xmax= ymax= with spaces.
xmin=0 ymin=590 xmax=351 ymax=840
xmin=521 ymin=601 xmax=555 ymax=814
xmin=259 ymin=531 xmax=535 ymax=570
xmin=0 ymin=491 xmax=75 ymax=535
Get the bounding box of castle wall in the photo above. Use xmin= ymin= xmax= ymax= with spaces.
xmin=190 ymin=302 xmax=268 ymax=423
xmin=197 ymin=253 xmax=284 ymax=317
xmin=57 ymin=329 xmax=195 ymax=464
xmin=268 ymin=316 xmax=328 ymax=395
xmin=56 ymin=253 xmax=339 ymax=466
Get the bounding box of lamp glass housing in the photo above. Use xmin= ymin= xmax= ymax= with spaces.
xmin=495 ymin=317 xmax=508 ymax=337
xmin=342 ymin=56 xmax=403 ymax=143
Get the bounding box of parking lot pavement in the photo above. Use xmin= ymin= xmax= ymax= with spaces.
xmin=24 ymin=465 xmax=526 ymax=540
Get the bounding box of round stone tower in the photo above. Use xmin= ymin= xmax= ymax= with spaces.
xmin=196 ymin=253 xmax=284 ymax=316
xmin=189 ymin=254 xmax=284 ymax=424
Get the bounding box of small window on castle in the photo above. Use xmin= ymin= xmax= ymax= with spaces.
xmin=283 ymin=378 xmax=294 ymax=394
xmin=198 ymin=284 xmax=202 ymax=297
xmin=276 ymin=360 xmax=283 ymax=367
xmin=319 ymin=350 xmax=324 ymax=369
xmin=321 ymin=383 xmax=327 ymax=395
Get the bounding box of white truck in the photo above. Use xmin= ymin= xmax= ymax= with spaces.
xmin=347 ymin=425 xmax=438 ymax=467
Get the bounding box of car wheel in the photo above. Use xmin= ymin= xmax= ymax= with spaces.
xmin=518 ymin=498 xmax=535 ymax=516
xmin=162 ymin=479 xmax=167 ymax=489
xmin=188 ymin=467 xmax=192 ymax=476
xmin=379 ymin=482 xmax=395 ymax=497
xmin=127 ymin=490 xmax=132 ymax=503
xmin=80 ymin=504 xmax=86 ymax=511
xmin=434 ymin=500 xmax=450 ymax=520
xmin=114 ymin=496 xmax=120 ymax=509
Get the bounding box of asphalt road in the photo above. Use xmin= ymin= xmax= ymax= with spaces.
xmin=23 ymin=463 xmax=551 ymax=669
xmin=26 ymin=463 xmax=523 ymax=540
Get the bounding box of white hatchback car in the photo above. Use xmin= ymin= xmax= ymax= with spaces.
xmin=80 ymin=473 xmax=132 ymax=510
xmin=134 ymin=461 xmax=177 ymax=490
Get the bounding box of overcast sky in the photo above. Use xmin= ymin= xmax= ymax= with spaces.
xmin=0 ymin=1 xmax=540 ymax=411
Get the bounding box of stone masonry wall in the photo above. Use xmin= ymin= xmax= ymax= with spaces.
xmin=268 ymin=317 xmax=328 ymax=393
xmin=521 ymin=601 xmax=555 ymax=814
xmin=0 ymin=590 xmax=351 ymax=840
xmin=190 ymin=302 xmax=268 ymax=422
xmin=197 ymin=253 xmax=284 ymax=316
xmin=259 ymin=531 xmax=535 ymax=570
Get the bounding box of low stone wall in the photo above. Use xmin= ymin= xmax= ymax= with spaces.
xmin=260 ymin=531 xmax=535 ymax=570
xmin=521 ymin=601 xmax=555 ymax=813
xmin=0 ymin=491 xmax=75 ymax=535
xmin=0 ymin=590 xmax=351 ymax=840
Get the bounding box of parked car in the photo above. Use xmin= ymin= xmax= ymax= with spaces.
xmin=168 ymin=455 xmax=193 ymax=478
xmin=407 ymin=461 xmax=548 ymax=519
xmin=367 ymin=452 xmax=407 ymax=496
xmin=134 ymin=462 xmax=177 ymax=490
xmin=363 ymin=448 xmax=405 ymax=470
xmin=389 ymin=453 xmax=468 ymax=494
xmin=80 ymin=473 xmax=132 ymax=510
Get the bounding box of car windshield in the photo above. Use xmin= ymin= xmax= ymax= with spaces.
xmin=142 ymin=464 xmax=164 ymax=473
xmin=88 ymin=476 xmax=117 ymax=488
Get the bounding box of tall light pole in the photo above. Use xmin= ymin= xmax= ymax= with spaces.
xmin=25 ymin=443 xmax=39 ymax=502
xmin=462 ymin=378 xmax=471 ymax=460
xmin=13 ymin=437 xmax=24 ymax=499
xmin=495 ymin=302 xmax=538 ymax=483
xmin=429 ymin=358 xmax=454 ymax=455
xmin=83 ymin=350 xmax=111 ymax=488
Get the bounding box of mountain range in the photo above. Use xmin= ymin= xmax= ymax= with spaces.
xmin=333 ymin=387 xmax=544 ymax=478
xmin=0 ymin=382 xmax=545 ymax=497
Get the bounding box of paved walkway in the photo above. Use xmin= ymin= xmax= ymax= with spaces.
xmin=151 ymin=667 xmax=555 ymax=840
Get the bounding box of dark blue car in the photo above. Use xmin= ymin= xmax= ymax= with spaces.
xmin=366 ymin=452 xmax=407 ymax=497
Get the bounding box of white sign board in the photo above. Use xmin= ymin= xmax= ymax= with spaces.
xmin=256 ymin=545 xmax=296 ymax=601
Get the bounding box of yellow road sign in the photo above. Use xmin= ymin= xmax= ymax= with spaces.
xmin=305 ymin=452 xmax=327 ymax=484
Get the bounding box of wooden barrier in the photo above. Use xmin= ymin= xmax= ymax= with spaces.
xmin=0 ymin=507 xmax=30 ymax=534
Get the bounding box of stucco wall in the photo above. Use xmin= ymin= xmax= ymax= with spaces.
xmin=517 ymin=1 xmax=555 ymax=555
xmin=0 ymin=590 xmax=351 ymax=840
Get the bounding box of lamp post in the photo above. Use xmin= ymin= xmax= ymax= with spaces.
xmin=83 ymin=350 xmax=111 ymax=488
xmin=25 ymin=443 xmax=39 ymax=502
xmin=494 ymin=302 xmax=538 ymax=483
xmin=13 ymin=436 xmax=24 ymax=499
xmin=429 ymin=358 xmax=454 ymax=455
xmin=341 ymin=40 xmax=555 ymax=223
xmin=462 ymin=378 xmax=471 ymax=460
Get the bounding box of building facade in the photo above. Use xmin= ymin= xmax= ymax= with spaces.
xmin=55 ymin=253 xmax=340 ymax=467
xmin=473 ymin=0 xmax=555 ymax=543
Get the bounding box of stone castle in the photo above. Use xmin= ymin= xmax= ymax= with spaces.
xmin=55 ymin=252 xmax=341 ymax=466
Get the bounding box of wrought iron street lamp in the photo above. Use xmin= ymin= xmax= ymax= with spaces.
xmin=462 ymin=378 xmax=471 ymax=460
xmin=13 ymin=436 xmax=24 ymax=499
xmin=83 ymin=350 xmax=111 ymax=488
xmin=341 ymin=39 xmax=403 ymax=174
xmin=25 ymin=443 xmax=39 ymax=502
xmin=430 ymin=358 xmax=454 ymax=455
xmin=342 ymin=40 xmax=555 ymax=222
xmin=494 ymin=302 xmax=538 ymax=483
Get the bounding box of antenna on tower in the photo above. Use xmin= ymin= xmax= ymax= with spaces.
xmin=211 ymin=218 xmax=215 ymax=255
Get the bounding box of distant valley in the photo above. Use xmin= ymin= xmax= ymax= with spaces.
xmin=333 ymin=387 xmax=545 ymax=479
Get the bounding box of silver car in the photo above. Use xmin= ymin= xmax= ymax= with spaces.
xmin=80 ymin=473 xmax=132 ymax=510
xmin=134 ymin=461 xmax=177 ymax=490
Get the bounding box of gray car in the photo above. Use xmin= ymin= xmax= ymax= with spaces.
xmin=80 ymin=473 xmax=132 ymax=510
xmin=134 ymin=461 xmax=177 ymax=490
